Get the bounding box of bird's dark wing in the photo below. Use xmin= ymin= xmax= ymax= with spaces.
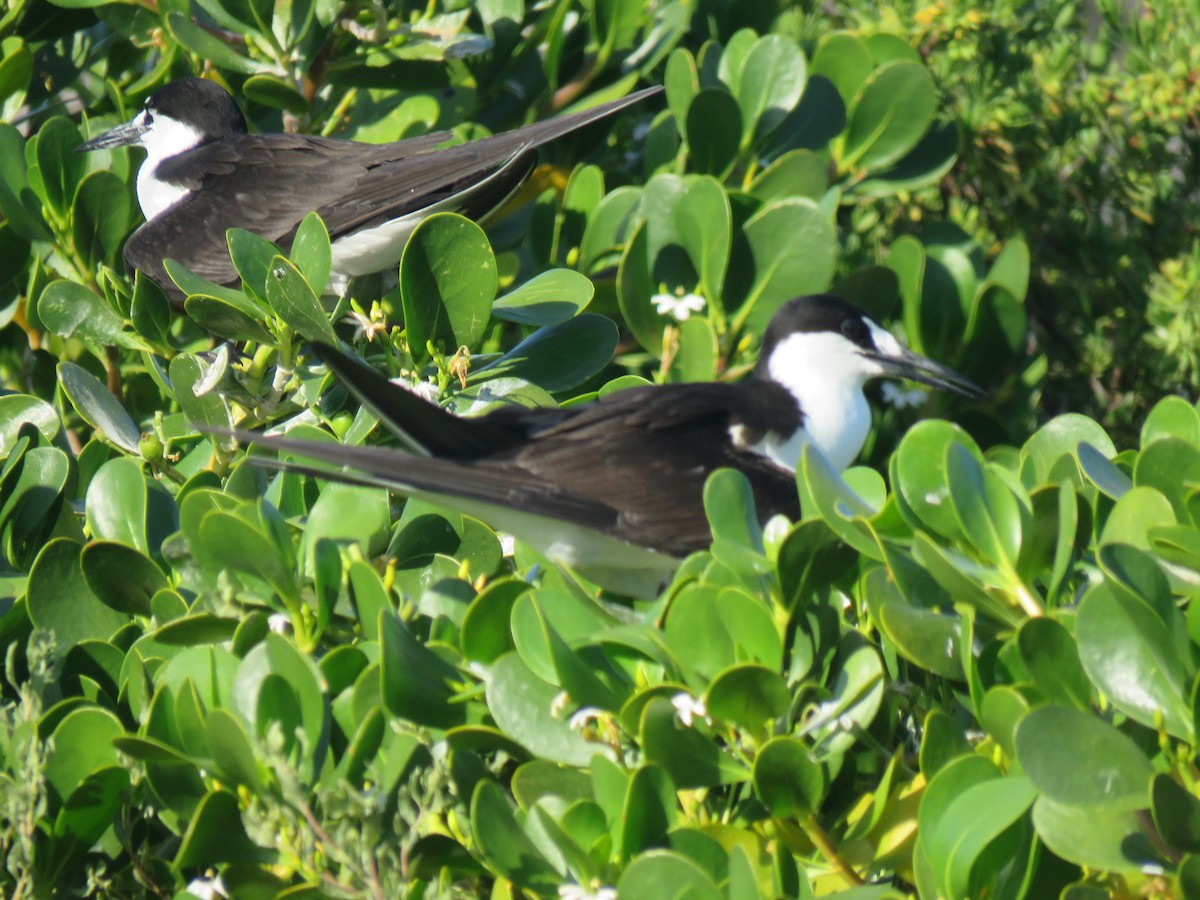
xmin=252 ymin=358 xmax=800 ymax=556
xmin=125 ymin=87 xmax=661 ymax=299
xmin=482 ymin=382 xmax=801 ymax=555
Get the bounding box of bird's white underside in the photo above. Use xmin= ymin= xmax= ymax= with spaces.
xmin=404 ymin=487 xmax=679 ymax=597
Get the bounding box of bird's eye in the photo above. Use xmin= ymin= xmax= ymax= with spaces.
xmin=841 ymin=318 xmax=869 ymax=345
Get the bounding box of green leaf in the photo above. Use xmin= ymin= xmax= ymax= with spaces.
xmin=27 ymin=539 xmax=129 ymax=652
xmin=1016 ymin=705 xmax=1155 ymax=807
xmin=80 ymin=541 xmax=168 ymax=617
xmin=469 ymin=314 xmax=617 ymax=393
xmin=739 ymin=198 xmax=836 ymax=334
xmin=811 ymin=33 xmax=875 ymax=107
xmin=175 ymin=791 xmax=274 ymax=869
xmin=401 ymin=213 xmax=497 ymax=363
xmin=752 ymin=736 xmax=825 ymax=817
xmin=1076 ymin=583 xmax=1193 ymax=739
xmin=685 ymin=88 xmax=742 ymax=177
xmin=1031 ymin=796 xmax=1159 ymax=873
xmin=169 ymin=353 xmax=235 ymax=449
xmin=1152 ymin=772 xmax=1200 ymax=853
xmin=289 ymin=212 xmax=332 ymax=294
xmin=705 ymin=664 xmax=789 ymax=737
xmin=165 ymin=12 xmax=266 ymax=74
xmin=486 ymin=652 xmax=601 ymax=767
xmin=470 ymin=780 xmax=560 ymax=890
xmin=1142 ymin=395 xmax=1200 ymax=449
xmin=242 ymin=74 xmax=310 ymax=114
xmin=925 ymin=777 xmax=1036 ymax=900
xmin=620 ymin=765 xmax=676 ymax=863
xmin=492 ymin=268 xmax=594 ymax=326
xmin=674 ymin=175 xmax=730 ymax=305
xmin=617 ymin=850 xmax=723 ymax=900
xmin=72 ymin=170 xmax=132 ymax=271
xmin=33 ymin=116 xmax=86 ymax=217
xmin=1015 ymin=618 xmax=1091 ymax=710
xmin=380 ymin=610 xmax=466 ymax=729
xmin=843 ymin=61 xmax=936 ymax=172
xmin=57 ymin=361 xmax=141 ymax=454
xmin=40 ymin=281 xmax=146 ymax=352
xmin=0 ymin=394 xmax=59 ymax=457
xmin=184 ymin=294 xmax=274 ymax=343
xmin=736 ymin=34 xmax=806 ymax=143
xmin=640 ymin=696 xmax=748 ymax=788
xmin=0 ymin=124 xmax=48 ymax=242
xmin=945 ymin=443 xmax=1022 ymax=569
xmin=877 ymin=603 xmax=963 ymax=679
xmin=265 ymin=255 xmax=337 ymax=343
xmin=44 ymin=707 xmax=123 ymax=801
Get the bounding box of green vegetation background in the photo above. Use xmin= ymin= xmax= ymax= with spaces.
xmin=0 ymin=0 xmax=1199 ymax=897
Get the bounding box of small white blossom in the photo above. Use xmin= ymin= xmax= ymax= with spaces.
xmin=267 ymin=613 xmax=292 ymax=635
xmin=343 ymin=307 xmax=387 ymax=342
xmin=671 ymin=692 xmax=711 ymax=728
xmin=186 ymin=875 xmax=227 ymax=900
xmin=881 ymin=382 xmax=929 ymax=410
xmin=568 ymin=707 xmax=605 ymax=731
xmin=559 ymin=884 xmax=617 ymax=900
xmin=652 ymin=291 xmax=706 ymax=322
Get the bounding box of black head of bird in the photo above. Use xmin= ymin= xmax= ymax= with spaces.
xmin=241 ymin=293 xmax=984 ymax=596
xmin=77 ymin=77 xmax=662 ymax=302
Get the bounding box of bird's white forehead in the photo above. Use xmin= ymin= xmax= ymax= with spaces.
xmin=865 ymin=319 xmax=902 ymax=357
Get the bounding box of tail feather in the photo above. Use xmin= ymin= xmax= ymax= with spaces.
xmin=312 ymin=343 xmax=517 ymax=459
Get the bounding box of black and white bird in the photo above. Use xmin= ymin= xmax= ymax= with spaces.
xmin=77 ymin=77 xmax=660 ymax=302
xmin=245 ymin=294 xmax=984 ymax=596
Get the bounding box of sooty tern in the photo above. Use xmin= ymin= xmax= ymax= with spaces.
xmin=77 ymin=77 xmax=661 ymax=302
xmin=240 ymin=295 xmax=984 ymax=596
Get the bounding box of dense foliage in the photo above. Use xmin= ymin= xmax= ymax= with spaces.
xmin=0 ymin=0 xmax=1197 ymax=897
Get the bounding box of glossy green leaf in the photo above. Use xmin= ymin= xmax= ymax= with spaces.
xmin=752 ymin=736 xmax=824 ymax=817
xmin=470 ymin=314 xmax=618 ymax=392
xmin=1076 ymin=583 xmax=1193 ymax=739
xmin=265 ymin=255 xmax=337 ymax=343
xmin=401 ymin=213 xmax=497 ymax=362
xmin=739 ymin=198 xmax=836 ymax=333
xmin=685 ymin=88 xmax=741 ymax=177
xmin=493 ymin=268 xmax=594 ymax=326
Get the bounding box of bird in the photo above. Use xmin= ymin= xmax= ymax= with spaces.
xmin=240 ymin=294 xmax=985 ymax=596
xmin=77 ymin=77 xmax=662 ymax=303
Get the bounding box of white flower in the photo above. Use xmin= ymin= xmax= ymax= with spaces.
xmin=671 ymin=692 xmax=711 ymax=728
xmin=186 ymin=875 xmax=227 ymax=900
xmin=559 ymin=884 xmax=617 ymax=900
xmin=881 ymin=382 xmax=929 ymax=410
xmin=342 ymin=307 xmax=387 ymax=342
xmin=267 ymin=613 xmax=292 ymax=635
xmin=568 ymin=707 xmax=605 ymax=731
xmin=652 ymin=291 xmax=706 ymax=322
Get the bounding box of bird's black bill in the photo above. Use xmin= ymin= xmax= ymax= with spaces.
xmin=868 ymin=346 xmax=987 ymax=401
xmin=77 ymin=117 xmax=146 ymax=152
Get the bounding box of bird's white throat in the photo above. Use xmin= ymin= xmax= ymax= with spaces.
xmin=752 ymin=329 xmax=890 ymax=472
xmin=134 ymin=112 xmax=205 ymax=219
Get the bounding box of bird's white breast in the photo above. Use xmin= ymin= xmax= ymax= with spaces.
xmin=135 ymin=113 xmax=205 ymax=219
xmin=745 ymin=330 xmax=879 ymax=472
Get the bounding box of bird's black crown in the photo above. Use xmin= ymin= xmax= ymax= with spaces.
xmin=148 ymin=77 xmax=247 ymax=141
